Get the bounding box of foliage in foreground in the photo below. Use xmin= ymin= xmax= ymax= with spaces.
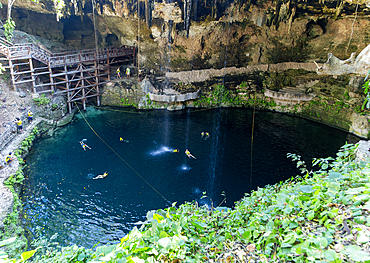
xmin=2 ymin=143 xmax=370 ymax=262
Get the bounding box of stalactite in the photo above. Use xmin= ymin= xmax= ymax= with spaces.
xmin=334 ymin=0 xmax=343 ymax=20
xmin=287 ymin=6 xmax=296 ymax=34
xmin=212 ymin=0 xmax=218 ymax=19
xmin=183 ymin=0 xmax=192 ymax=37
xmin=193 ymin=0 xmax=198 ymax=21
xmin=273 ymin=0 xmax=282 ymax=30
xmin=168 ymin=20 xmax=173 ymax=44
xmin=145 ymin=0 xmax=152 ymax=28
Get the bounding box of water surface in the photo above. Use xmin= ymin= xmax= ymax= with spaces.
xmin=22 ymin=107 xmax=359 ymax=247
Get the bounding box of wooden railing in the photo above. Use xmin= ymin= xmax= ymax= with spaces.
xmin=0 ymin=37 xmax=135 ymax=67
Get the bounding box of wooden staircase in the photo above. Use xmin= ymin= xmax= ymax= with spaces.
xmin=0 ymin=37 xmax=135 ymax=112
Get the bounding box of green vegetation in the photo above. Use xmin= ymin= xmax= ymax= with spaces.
xmin=194 ymin=85 xmax=242 ymax=107
xmin=1 ymin=127 xmax=39 ymax=257
xmin=4 ymin=18 xmax=15 ymax=42
xmin=362 ymin=79 xmax=370 ymax=110
xmin=33 ymin=94 xmax=50 ymax=106
xmin=2 ymin=142 xmax=370 ymax=262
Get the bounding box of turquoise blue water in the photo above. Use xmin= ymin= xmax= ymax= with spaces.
xmin=21 ymin=107 xmax=359 ymax=248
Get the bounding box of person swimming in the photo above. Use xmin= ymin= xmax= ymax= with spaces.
xmin=80 ymin=140 xmax=91 ymax=151
xmin=185 ymin=149 xmax=196 ymax=159
xmin=173 ymin=149 xmax=179 ymax=153
xmin=120 ymin=137 xmax=129 ymax=143
xmin=93 ymin=172 xmax=108 ymax=179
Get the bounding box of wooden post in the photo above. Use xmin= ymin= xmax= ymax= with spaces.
xmin=64 ymin=65 xmax=72 ymax=113
xmin=48 ymin=63 xmax=54 ymax=93
xmin=8 ymin=59 xmax=16 ymax=91
xmin=107 ymin=58 xmax=111 ymax=81
xmin=29 ymin=57 xmax=36 ymax=93
xmin=95 ymin=60 xmax=100 ymax=106
xmin=81 ymin=63 xmax=86 ymax=110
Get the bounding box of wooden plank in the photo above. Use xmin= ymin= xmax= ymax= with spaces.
xmin=53 ymin=83 xmax=98 ymax=94
xmin=12 ymin=62 xmax=29 ymax=66
xmin=36 ymin=89 xmax=54 ymax=94
xmin=33 ymin=71 xmax=51 ymax=76
xmin=14 ymin=79 xmax=34 ymax=84
xmin=34 ymin=66 xmax=50 ymax=70
xmin=69 ymin=93 xmax=99 ymax=102
xmin=13 ymin=70 xmax=33 ymax=75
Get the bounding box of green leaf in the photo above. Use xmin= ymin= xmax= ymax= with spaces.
xmin=314 ymin=237 xmax=328 ymax=249
xmin=289 ymin=222 xmax=298 ymax=229
xmin=159 ymin=231 xmax=169 ymax=238
xmin=0 ymin=237 xmax=17 ymax=247
xmin=307 ymin=210 xmax=315 ymax=220
xmin=21 ymin=250 xmax=36 ymax=261
xmin=363 ymin=200 xmax=370 ymax=210
xmin=357 ymin=231 xmax=370 ymax=243
xmin=153 ymin=213 xmax=164 ymax=223
xmin=158 ymin=237 xmax=171 ymax=253
xmin=242 ymin=229 xmax=251 ymax=240
xmin=324 ymin=249 xmax=337 ymax=262
xmin=190 ymin=221 xmax=206 ymax=230
xmin=77 ymin=253 xmax=86 ymax=261
xmin=345 ymin=187 xmax=365 ymax=195
xmin=298 ymin=196 xmax=310 ymax=201
xmin=355 ymin=194 xmax=370 ymax=202
xmin=328 ymin=182 xmax=340 ymax=192
xmin=354 ymin=216 xmax=366 ymax=224
xmin=299 ymin=185 xmax=314 ymax=193
xmin=345 ymin=245 xmax=370 ymax=261
xmin=0 ymin=251 xmax=8 ymax=259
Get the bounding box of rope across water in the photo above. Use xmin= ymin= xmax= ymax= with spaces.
xmin=74 ymin=102 xmax=173 ymax=206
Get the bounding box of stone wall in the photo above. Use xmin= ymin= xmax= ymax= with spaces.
xmin=165 ymin=63 xmax=319 ymax=84
xmin=148 ymin=89 xmax=200 ymax=103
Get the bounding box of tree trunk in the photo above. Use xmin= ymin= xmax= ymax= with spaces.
xmin=7 ymin=0 xmax=16 ymax=20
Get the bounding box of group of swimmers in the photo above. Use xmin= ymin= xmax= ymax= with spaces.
xmin=78 ymin=139 xmax=107 ymax=179
xmin=78 ymin=131 xmax=210 ymax=177
xmin=201 ymin=132 xmax=210 ymax=139
xmin=172 ymin=132 xmax=210 ymax=159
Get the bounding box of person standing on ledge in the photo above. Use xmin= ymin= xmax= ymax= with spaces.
xmin=5 ymin=152 xmax=13 ymax=166
xmin=27 ymin=110 xmax=33 ymax=124
xmin=14 ymin=117 xmax=23 ymax=133
xmin=126 ymin=67 xmax=131 ymax=78
xmin=116 ymin=67 xmax=121 ymax=78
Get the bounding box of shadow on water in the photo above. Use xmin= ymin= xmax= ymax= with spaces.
xmin=21 ymin=107 xmax=360 ymax=248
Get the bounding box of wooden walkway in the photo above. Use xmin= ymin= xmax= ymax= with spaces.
xmin=0 ymin=37 xmax=135 ymax=112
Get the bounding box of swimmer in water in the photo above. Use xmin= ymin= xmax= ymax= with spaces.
xmin=185 ymin=149 xmax=196 ymax=159
xmin=93 ymin=172 xmax=108 ymax=179
xmin=80 ymin=140 xmax=91 ymax=151
xmin=173 ymin=149 xmax=179 ymax=153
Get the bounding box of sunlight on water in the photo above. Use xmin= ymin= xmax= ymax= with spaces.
xmin=149 ymin=145 xmax=175 ymax=156
xmin=179 ymin=164 xmax=191 ymax=171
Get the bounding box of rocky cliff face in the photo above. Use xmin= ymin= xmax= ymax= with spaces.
xmin=1 ymin=0 xmax=369 ymax=72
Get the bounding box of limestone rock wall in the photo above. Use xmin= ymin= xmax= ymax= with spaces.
xmin=1 ymin=0 xmax=369 ymax=73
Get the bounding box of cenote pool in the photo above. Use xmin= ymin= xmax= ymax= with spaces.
xmin=21 ymin=107 xmax=359 ymax=248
